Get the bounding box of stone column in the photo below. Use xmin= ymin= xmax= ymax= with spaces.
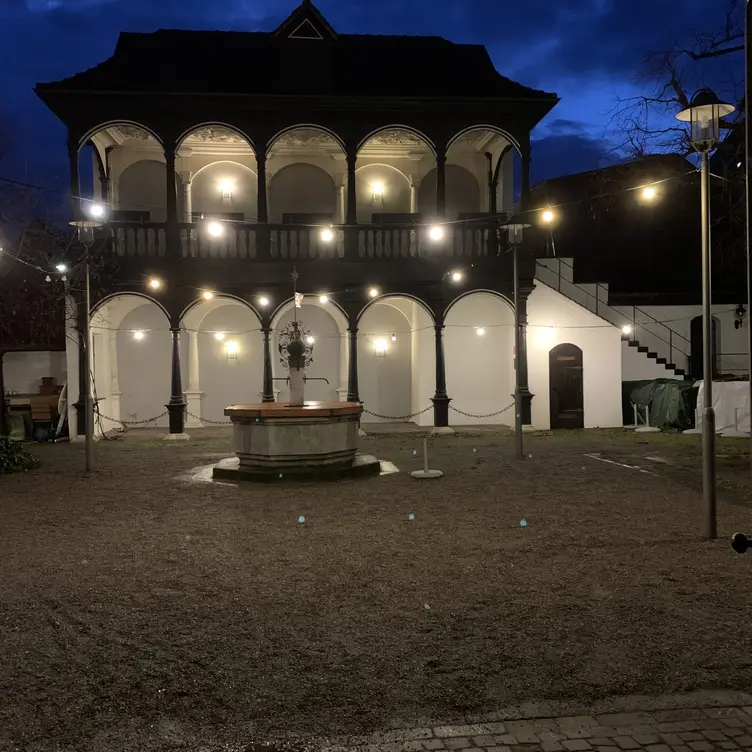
xmin=165 ymin=327 xmax=189 ymax=439
xmin=256 ymin=150 xmax=268 ymax=223
xmin=436 ymin=152 xmax=447 ymax=218
xmin=184 ymin=330 xmax=203 ymax=427
xmin=178 ymin=172 xmax=192 ymax=223
xmin=346 ymin=327 xmax=360 ymax=402
xmin=336 ymin=333 xmax=349 ymax=402
xmin=410 ymin=183 xmax=419 ymax=213
xmin=262 ymin=326 xmax=275 ymax=403
xmin=337 ymin=185 xmax=346 ymax=224
xmin=344 ymin=150 xmax=358 ymax=259
xmin=431 ymin=318 xmax=452 ymax=429
xmin=108 ymin=330 xmax=121 ymax=426
xmin=165 ymin=143 xmax=179 ymax=258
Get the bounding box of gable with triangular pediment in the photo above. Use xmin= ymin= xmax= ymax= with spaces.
xmin=289 ymin=18 xmax=324 ymax=40
xmin=275 ymin=1 xmax=338 ymax=41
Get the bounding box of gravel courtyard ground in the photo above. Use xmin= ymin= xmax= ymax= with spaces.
xmin=2 ymin=426 xmax=752 ymax=752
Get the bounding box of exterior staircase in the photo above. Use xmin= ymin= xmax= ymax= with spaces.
xmin=535 ymin=257 xmax=693 ymax=379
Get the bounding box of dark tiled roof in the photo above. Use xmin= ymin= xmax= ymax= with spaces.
xmin=36 ymin=27 xmax=555 ymax=100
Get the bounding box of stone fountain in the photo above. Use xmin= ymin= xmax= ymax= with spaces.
xmin=213 ymin=274 xmax=381 ymax=482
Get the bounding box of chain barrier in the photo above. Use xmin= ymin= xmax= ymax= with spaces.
xmin=361 ymin=405 xmax=434 ymax=421
xmin=449 ymin=401 xmax=515 ymax=419
xmin=94 ymin=409 xmax=168 ymax=427
xmin=186 ymin=411 xmax=231 ymax=426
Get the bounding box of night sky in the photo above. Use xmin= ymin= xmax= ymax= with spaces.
xmin=0 ymin=0 xmax=735 ymax=201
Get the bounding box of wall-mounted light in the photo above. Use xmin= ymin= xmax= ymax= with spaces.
xmin=320 ymin=227 xmax=334 ymax=243
xmin=390 ymin=333 xmax=397 ymax=342
xmin=374 ymin=338 xmax=388 ymax=357
xmin=214 ymin=332 xmax=226 ymax=341
xmin=429 ymin=225 xmax=444 ymax=241
xmin=218 ymin=178 xmax=235 ymax=201
xmin=534 ymin=326 xmax=557 ymax=348
xmin=225 ymin=340 xmax=239 ymax=360
xmin=207 ymin=221 xmax=224 ymax=238
xmin=371 ymin=181 xmax=385 ymax=201
xmin=133 ymin=330 xmax=145 ymax=340
xmin=148 ymin=278 xmax=162 ymax=291
xmin=476 ymin=327 xmax=486 ymax=336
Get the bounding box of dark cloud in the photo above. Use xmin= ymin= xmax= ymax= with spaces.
xmin=545 ymin=119 xmax=589 ymax=135
xmin=530 ymin=134 xmax=620 ymax=185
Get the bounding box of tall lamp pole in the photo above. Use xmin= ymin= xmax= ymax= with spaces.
xmin=69 ymin=204 xmax=105 ymax=472
xmin=505 ymin=219 xmax=531 ymax=461
xmin=676 ymin=89 xmax=735 ymax=540
xmin=746 ymin=0 xmax=752 ymax=477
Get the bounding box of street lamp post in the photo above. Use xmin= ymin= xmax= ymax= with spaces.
xmin=69 ymin=205 xmax=104 ymax=472
xmin=505 ymin=219 xmax=531 ymax=461
xmin=676 ymin=89 xmax=735 ymax=540
xmin=745 ymin=0 xmax=752 ymax=477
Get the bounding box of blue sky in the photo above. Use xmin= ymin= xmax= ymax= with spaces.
xmin=0 ymin=0 xmax=737 ymax=197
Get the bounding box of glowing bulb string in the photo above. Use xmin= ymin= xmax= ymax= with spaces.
xmin=0 ymin=168 xmax=699 ymax=232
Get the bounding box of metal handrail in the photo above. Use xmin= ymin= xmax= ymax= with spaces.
xmin=540 ymin=256 xmax=692 ymax=366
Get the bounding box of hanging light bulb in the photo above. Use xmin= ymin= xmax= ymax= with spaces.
xmin=391 ymin=333 xmax=397 ymax=342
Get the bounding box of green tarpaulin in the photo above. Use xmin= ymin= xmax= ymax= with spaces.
xmin=622 ymin=378 xmax=698 ymax=432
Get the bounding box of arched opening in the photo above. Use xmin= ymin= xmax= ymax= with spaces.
xmin=272 ymin=299 xmax=347 ymax=403
xmin=267 ymin=127 xmax=345 ymax=223
xmin=88 ymin=294 xmax=172 ymax=433
xmin=358 ymin=296 xmax=435 ymax=425
xmin=81 ymin=123 xmax=169 ymax=223
xmin=446 ymin=126 xmax=520 ymax=215
xmin=355 ymin=127 xmax=434 ymax=223
xmin=445 ymin=292 xmax=514 ymax=425
xmin=549 ymin=343 xmax=584 ymax=430
xmin=180 ymin=297 xmax=263 ymax=424
xmin=177 ymin=125 xmax=258 ymax=222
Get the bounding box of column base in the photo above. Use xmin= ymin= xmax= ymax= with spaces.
xmin=185 ymin=390 xmax=203 ymax=428
xmin=522 ymin=424 xmax=537 ymax=433
xmin=431 ymin=395 xmax=451 ymax=428
xmin=336 ymin=387 xmax=349 ymax=403
xmin=430 ymin=426 xmax=455 ymax=436
xmin=163 ymin=432 xmax=191 ymax=441
xmin=166 ymin=401 xmax=187 ymax=435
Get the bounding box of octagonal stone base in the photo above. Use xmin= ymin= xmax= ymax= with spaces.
xmin=213 ymin=401 xmax=380 ymax=482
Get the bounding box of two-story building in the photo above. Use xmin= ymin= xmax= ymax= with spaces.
xmin=33 ymin=0 xmax=630 ymax=435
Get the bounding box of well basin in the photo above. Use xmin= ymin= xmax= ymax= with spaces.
xmin=212 ymin=401 xmax=379 ymax=481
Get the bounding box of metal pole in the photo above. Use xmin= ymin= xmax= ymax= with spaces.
xmin=83 ymin=243 xmax=94 ymax=472
xmin=513 ymin=242 xmax=524 ymax=460
xmin=745 ymin=0 xmax=752 ymax=473
xmin=701 ymin=150 xmax=717 ymax=539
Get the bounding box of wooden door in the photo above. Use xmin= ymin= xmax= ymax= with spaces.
xmin=549 ymin=343 xmax=584 ymax=429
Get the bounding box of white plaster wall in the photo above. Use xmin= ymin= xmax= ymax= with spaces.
xmin=419 ymin=165 xmax=481 ymax=219
xmin=411 ymin=303 xmax=435 ymax=426
xmin=274 ymin=305 xmax=341 ymax=403
xmin=268 ymin=163 xmax=337 ymax=222
xmin=358 ymin=302 xmax=413 ymax=422
xmin=3 ymin=351 xmax=66 ymax=394
xmin=621 ymin=341 xmax=682 ymax=382
xmin=528 ymin=282 xmax=622 ymax=430
xmin=355 ymin=164 xmax=411 ymax=222
xmin=612 ymin=304 xmax=749 ymax=375
xmin=191 ymin=161 xmax=258 ymax=221
xmin=445 ymin=293 xmax=515 ymax=426
xmin=117 ymin=304 xmax=172 ymax=428
xmin=197 ymin=305 xmax=263 ymax=421
xmin=118 ymin=159 xmax=169 ymax=221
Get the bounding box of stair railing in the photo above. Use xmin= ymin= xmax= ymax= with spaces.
xmin=538 ymin=257 xmax=692 ymax=370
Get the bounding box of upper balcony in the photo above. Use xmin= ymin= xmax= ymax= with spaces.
xmin=84 ymin=122 xmax=522 ymax=261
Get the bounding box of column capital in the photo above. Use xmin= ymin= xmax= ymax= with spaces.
xmin=178 ymin=170 xmax=192 ymax=183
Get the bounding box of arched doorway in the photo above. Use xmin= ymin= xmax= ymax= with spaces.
xmin=690 ymin=315 xmax=719 ymax=379
xmin=549 ymin=343 xmax=584 ymax=429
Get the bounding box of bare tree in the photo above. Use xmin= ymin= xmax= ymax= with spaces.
xmin=608 ymin=0 xmax=743 ymax=157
